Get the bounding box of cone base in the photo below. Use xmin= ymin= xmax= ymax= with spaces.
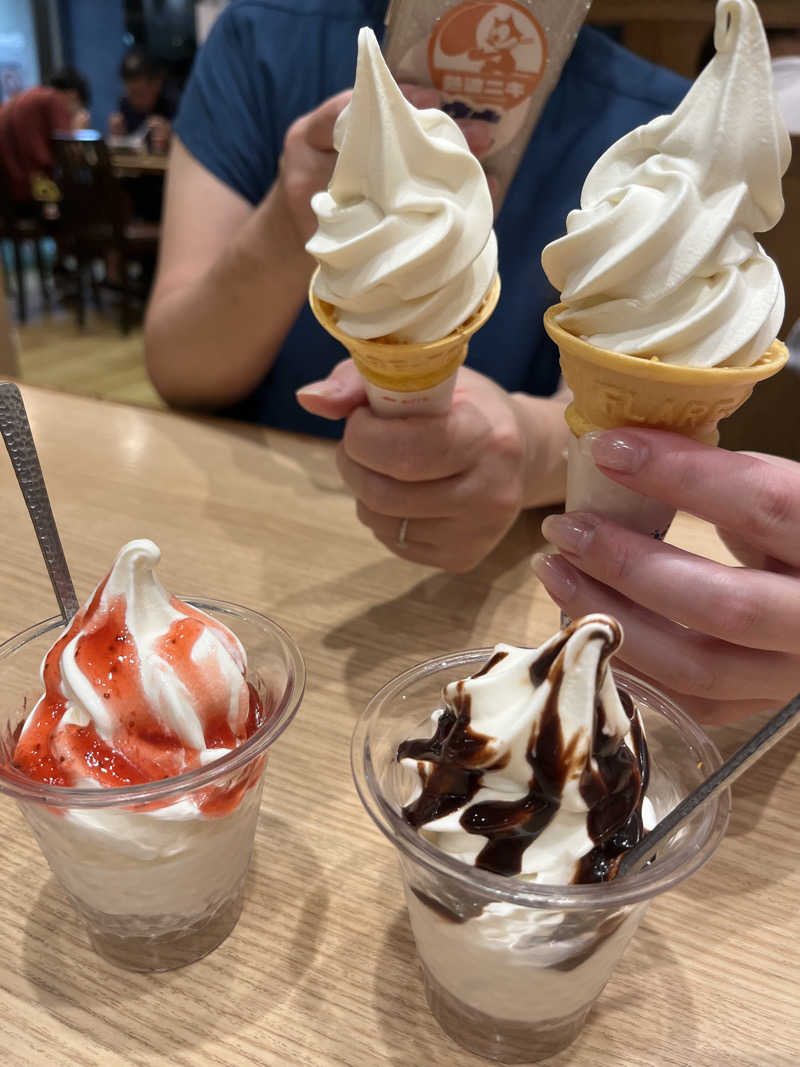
xmin=544 ymin=304 xmax=789 ymax=446
xmin=309 ymin=273 xmax=501 ymax=395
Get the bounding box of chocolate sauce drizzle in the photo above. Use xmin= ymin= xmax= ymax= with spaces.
xmin=398 ymin=620 xmax=648 ymax=886
xmin=398 ymin=688 xmax=486 ymax=829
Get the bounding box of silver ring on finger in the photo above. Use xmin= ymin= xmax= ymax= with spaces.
xmin=396 ymin=517 xmax=409 ymax=546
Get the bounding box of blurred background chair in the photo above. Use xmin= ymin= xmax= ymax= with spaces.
xmin=50 ymin=131 xmax=159 ymax=332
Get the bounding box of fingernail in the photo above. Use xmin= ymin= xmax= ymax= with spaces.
xmin=532 ymin=553 xmax=577 ymax=603
xmin=296 ymin=380 xmax=341 ymax=398
xmin=541 ymin=512 xmax=599 ymax=556
xmin=580 ymin=431 xmax=648 ymax=474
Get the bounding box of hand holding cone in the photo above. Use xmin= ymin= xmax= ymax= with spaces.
xmin=544 ymin=305 xmax=789 ymax=540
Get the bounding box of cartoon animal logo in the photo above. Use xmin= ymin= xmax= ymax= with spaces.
xmin=428 ymin=1 xmax=547 ymax=114
xmin=473 ymin=14 xmax=533 ymax=76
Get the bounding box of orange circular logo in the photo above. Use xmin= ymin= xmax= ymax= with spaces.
xmin=428 ymin=0 xmax=548 ymax=114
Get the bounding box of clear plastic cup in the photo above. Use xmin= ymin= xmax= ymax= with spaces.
xmin=352 ymin=650 xmax=730 ymax=1063
xmin=0 ymin=598 xmax=305 ymax=972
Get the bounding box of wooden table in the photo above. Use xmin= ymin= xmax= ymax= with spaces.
xmin=0 ymin=387 xmax=797 ymax=1066
xmin=111 ymin=151 xmax=169 ymax=176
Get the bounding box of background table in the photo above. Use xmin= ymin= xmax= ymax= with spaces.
xmin=588 ymin=0 xmax=800 ymax=77
xmin=111 ymin=151 xmax=169 ymax=176
xmin=0 ymin=387 xmax=797 ymax=1066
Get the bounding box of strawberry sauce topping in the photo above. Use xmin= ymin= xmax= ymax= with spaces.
xmin=13 ymin=574 xmax=266 ymax=815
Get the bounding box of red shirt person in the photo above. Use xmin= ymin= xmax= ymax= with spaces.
xmin=0 ymin=69 xmax=90 ymax=204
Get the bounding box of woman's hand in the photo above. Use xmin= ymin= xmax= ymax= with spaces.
xmin=534 ymin=429 xmax=800 ymax=723
xmin=297 ymin=360 xmax=567 ymax=572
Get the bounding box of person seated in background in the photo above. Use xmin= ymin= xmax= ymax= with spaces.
xmin=108 ymin=48 xmax=179 ymax=154
xmin=108 ymin=49 xmax=180 ymax=223
xmin=50 ymin=68 xmax=91 ymax=131
xmin=0 ymin=68 xmax=90 ymax=209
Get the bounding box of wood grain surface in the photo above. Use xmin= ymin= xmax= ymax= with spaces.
xmin=111 ymin=152 xmax=169 ymax=175
xmin=588 ymin=0 xmax=800 ymax=25
xmin=0 ymin=387 xmax=797 ymax=1067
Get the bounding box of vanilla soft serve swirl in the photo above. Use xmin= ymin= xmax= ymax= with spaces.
xmin=306 ymin=27 xmax=497 ymax=343
xmin=541 ymin=0 xmax=790 ymax=368
xmin=15 ymin=539 xmax=255 ymax=790
xmin=398 ymin=615 xmax=649 ymax=885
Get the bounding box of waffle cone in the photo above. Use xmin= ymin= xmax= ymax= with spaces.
xmin=309 ymin=273 xmax=500 ymax=393
xmin=544 ymin=304 xmax=789 ymax=446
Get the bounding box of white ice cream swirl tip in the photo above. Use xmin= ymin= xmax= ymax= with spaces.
xmin=307 ymin=26 xmax=497 ymax=343
xmin=542 ymin=0 xmax=791 ymax=368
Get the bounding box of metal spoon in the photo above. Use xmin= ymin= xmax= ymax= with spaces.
xmin=618 ymin=692 xmax=800 ymax=877
xmin=0 ymin=382 xmax=78 ymax=623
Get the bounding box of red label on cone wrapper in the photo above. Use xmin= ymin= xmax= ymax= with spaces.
xmin=364 ymin=374 xmax=458 ymax=418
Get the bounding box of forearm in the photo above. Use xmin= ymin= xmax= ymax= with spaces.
xmin=145 ymin=182 xmax=313 ymax=408
xmin=510 ymin=390 xmax=570 ymax=508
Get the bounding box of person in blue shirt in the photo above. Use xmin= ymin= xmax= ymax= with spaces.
xmin=144 ymin=0 xmax=688 ymax=572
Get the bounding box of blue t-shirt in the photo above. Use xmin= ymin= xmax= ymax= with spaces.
xmin=175 ymin=0 xmax=688 ymax=438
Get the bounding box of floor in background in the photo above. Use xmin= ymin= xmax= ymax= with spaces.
xmin=4 ymin=256 xmax=164 ymax=409
xmin=13 ymin=307 xmax=165 ymax=411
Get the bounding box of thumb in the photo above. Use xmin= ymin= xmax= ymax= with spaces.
xmin=295 ymin=358 xmax=368 ymax=420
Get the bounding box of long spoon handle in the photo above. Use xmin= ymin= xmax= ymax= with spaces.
xmin=618 ymin=693 xmax=800 ymax=877
xmin=0 ymin=383 xmax=78 ymax=623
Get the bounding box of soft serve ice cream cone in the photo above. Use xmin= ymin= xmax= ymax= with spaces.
xmin=307 ymin=27 xmax=499 ymax=417
xmin=541 ymin=0 xmax=790 ymax=536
